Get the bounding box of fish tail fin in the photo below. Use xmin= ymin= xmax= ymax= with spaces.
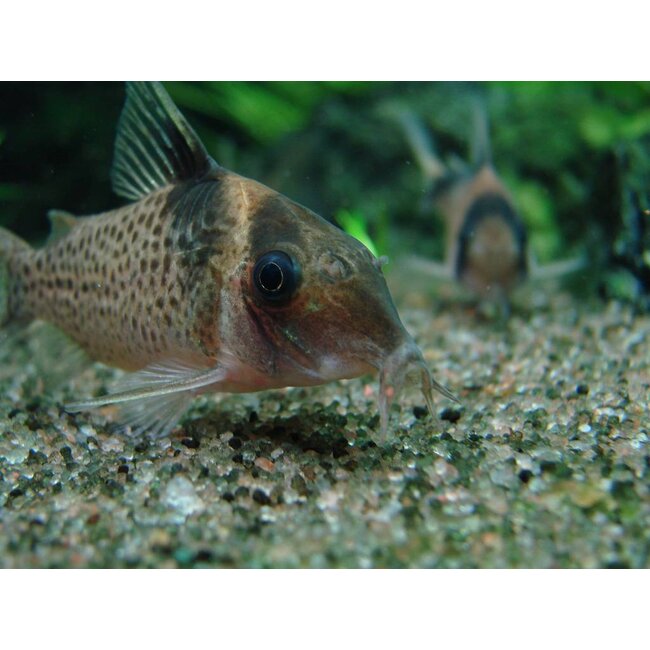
xmin=383 ymin=105 xmax=447 ymax=181
xmin=470 ymin=99 xmax=492 ymax=168
xmin=0 ymin=226 xmax=32 ymax=328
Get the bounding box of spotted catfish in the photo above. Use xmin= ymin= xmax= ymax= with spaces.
xmin=0 ymin=82 xmax=454 ymax=440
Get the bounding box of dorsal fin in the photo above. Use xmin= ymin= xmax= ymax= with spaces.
xmin=111 ymin=81 xmax=217 ymax=201
xmin=47 ymin=209 xmax=79 ymax=243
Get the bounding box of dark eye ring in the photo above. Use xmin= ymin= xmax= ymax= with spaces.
xmin=253 ymin=251 xmax=299 ymax=301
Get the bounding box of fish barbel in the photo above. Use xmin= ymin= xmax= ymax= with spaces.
xmin=0 ymin=82 xmax=455 ymax=441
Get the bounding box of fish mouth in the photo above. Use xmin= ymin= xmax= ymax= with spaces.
xmin=376 ymin=337 xmax=458 ymax=443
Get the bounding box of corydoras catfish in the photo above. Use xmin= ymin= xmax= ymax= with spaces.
xmin=0 ymin=82 xmax=454 ymax=441
xmin=395 ymin=106 xmax=528 ymax=303
xmin=393 ymin=106 xmax=583 ymax=309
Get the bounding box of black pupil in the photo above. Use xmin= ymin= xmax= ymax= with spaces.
xmin=259 ymin=262 xmax=283 ymax=292
xmin=253 ymin=251 xmax=298 ymax=301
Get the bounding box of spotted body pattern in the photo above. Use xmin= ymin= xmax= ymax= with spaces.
xmin=0 ymin=82 xmax=454 ymax=440
xmin=10 ymin=192 xmax=186 ymax=368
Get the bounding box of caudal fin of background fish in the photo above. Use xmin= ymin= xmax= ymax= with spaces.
xmin=381 ymin=104 xmax=447 ymax=181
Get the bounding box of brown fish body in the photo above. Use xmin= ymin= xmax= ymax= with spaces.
xmin=1 ymin=82 xmax=454 ymax=439
xmin=435 ymin=166 xmax=526 ymax=298
xmin=7 ymin=174 xmax=385 ymax=385
xmin=9 ymin=190 xmax=187 ymax=371
xmin=395 ymin=108 xmax=527 ymax=300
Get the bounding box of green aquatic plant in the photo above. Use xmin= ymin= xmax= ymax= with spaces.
xmin=3 ymin=80 xmax=650 ymax=277
xmin=336 ymin=208 xmax=389 ymax=258
xmin=578 ymin=83 xmax=650 ymax=149
xmin=502 ymin=174 xmax=560 ymax=262
xmin=581 ymin=106 xmax=650 ymax=149
xmin=165 ymin=81 xmax=373 ymax=145
xmin=606 ymin=139 xmax=650 ymax=309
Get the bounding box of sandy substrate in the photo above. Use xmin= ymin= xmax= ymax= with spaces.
xmin=1 ymin=288 xmax=648 ymax=568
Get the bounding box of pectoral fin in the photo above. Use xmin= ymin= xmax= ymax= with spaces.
xmin=403 ymin=254 xmax=455 ymax=281
xmin=66 ymin=359 xmax=227 ymax=438
xmin=528 ymin=253 xmax=586 ymax=281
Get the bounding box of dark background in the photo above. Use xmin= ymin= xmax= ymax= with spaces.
xmin=1 ymin=81 xmax=649 ymax=290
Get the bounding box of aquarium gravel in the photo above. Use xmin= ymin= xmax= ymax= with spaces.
xmin=0 ymin=289 xmax=648 ymax=568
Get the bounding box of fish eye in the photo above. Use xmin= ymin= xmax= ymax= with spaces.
xmin=253 ymin=251 xmax=299 ymax=301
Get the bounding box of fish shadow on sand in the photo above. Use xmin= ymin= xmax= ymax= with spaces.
xmin=182 ymin=407 xmax=362 ymax=459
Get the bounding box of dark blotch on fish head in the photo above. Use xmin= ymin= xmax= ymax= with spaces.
xmin=216 ymin=178 xmax=454 ymax=438
xmin=219 ymin=184 xmax=413 ymax=385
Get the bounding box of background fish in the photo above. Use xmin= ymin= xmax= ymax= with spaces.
xmin=391 ymin=104 xmax=583 ymax=309
xmin=0 ymin=82 xmax=454 ymax=440
xmin=393 ymin=105 xmax=528 ymax=303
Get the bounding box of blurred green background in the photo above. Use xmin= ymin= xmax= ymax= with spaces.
xmin=1 ymin=81 xmax=649 ymax=298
